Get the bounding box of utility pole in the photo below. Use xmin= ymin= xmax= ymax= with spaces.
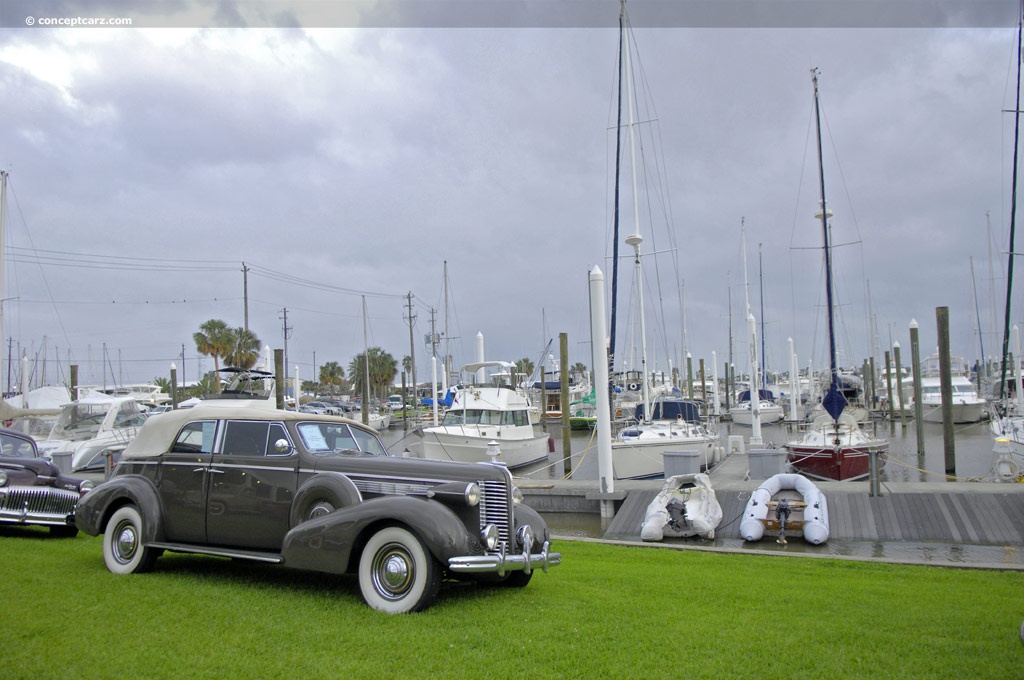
xmin=405 ymin=292 xmax=417 ymax=400
xmin=280 ymin=308 xmax=292 ymax=401
xmin=242 ymin=261 xmax=250 ymax=331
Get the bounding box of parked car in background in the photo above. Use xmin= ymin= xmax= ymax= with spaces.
xmin=75 ymin=402 xmax=560 ymax=613
xmin=303 ymin=401 xmax=340 ymax=415
xmin=0 ymin=427 xmax=94 ymax=536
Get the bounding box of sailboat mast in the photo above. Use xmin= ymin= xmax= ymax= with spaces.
xmin=999 ymin=4 xmax=1023 ymax=401
xmin=740 ymin=218 xmax=761 ymax=432
xmin=621 ymin=1 xmax=651 ymax=420
xmin=812 ymin=68 xmax=840 ymax=397
xmin=758 ymin=242 xmax=767 ymax=391
xmin=608 ymin=2 xmax=625 ymax=385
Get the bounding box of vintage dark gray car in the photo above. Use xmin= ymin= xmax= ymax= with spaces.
xmin=75 ymin=402 xmax=560 ymax=613
xmin=0 ymin=426 xmax=94 ymax=536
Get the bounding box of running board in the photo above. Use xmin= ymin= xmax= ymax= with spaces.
xmin=148 ymin=542 xmax=284 ymax=564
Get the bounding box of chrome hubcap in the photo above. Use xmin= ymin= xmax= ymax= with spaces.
xmin=373 ymin=545 xmax=412 ymax=599
xmin=115 ymin=523 xmax=138 ymax=563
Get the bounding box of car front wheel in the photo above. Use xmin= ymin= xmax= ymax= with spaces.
xmin=358 ymin=526 xmax=440 ymax=614
xmin=102 ymin=505 xmax=157 ymax=575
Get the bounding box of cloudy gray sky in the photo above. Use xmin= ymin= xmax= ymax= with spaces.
xmin=0 ymin=0 xmax=1020 ymax=391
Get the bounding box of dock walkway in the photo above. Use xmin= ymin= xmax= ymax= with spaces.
xmin=518 ymin=451 xmax=1024 ymax=569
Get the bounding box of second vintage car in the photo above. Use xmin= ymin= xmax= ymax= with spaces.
xmin=0 ymin=426 xmax=94 ymax=536
xmin=75 ymin=401 xmax=560 ymax=613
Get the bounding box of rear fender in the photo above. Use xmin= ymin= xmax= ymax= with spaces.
xmin=281 ymin=496 xmax=475 ymax=575
xmin=74 ymin=475 xmax=164 ymax=543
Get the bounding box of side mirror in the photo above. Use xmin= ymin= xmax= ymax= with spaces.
xmin=273 ymin=438 xmax=294 ymax=455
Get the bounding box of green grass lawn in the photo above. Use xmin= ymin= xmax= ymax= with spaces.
xmin=5 ymin=526 xmax=1022 ymax=679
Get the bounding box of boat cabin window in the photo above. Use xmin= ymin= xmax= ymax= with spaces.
xmin=441 ymin=409 xmax=529 ymax=427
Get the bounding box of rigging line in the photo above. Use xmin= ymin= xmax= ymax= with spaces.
xmin=6 ymin=246 xmax=234 ymax=266
xmin=246 ymin=264 xmax=404 ymax=299
xmin=4 ymin=176 xmax=74 ymax=352
xmin=7 ymin=257 xmax=232 ymax=272
xmin=14 ymin=297 xmax=242 ymax=305
xmin=819 ymin=91 xmax=865 ymax=244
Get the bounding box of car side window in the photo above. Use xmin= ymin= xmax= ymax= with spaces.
xmin=266 ymin=422 xmax=291 ymax=456
xmin=171 ymin=420 xmax=217 ymax=454
xmin=222 ymin=420 xmax=271 ymax=456
xmin=351 ymin=428 xmax=388 ymax=456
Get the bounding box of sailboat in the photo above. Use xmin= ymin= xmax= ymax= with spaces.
xmin=783 ymin=69 xmax=888 ymax=481
xmin=606 ymin=4 xmax=718 ymax=479
xmin=729 ymin=226 xmax=784 ymax=427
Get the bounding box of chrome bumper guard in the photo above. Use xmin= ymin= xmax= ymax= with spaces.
xmin=448 ymin=534 xmax=561 ymax=576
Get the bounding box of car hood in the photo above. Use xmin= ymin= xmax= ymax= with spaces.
xmin=0 ymin=457 xmax=53 ymax=476
xmin=311 ymin=453 xmax=513 ymax=486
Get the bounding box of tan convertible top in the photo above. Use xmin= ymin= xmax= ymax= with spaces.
xmin=121 ymin=401 xmax=371 ymax=459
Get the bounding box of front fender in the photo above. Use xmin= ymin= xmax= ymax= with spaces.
xmin=281 ymin=496 xmax=476 ymax=575
xmin=74 ymin=475 xmax=164 ymax=543
xmin=514 ymin=504 xmax=552 ymax=550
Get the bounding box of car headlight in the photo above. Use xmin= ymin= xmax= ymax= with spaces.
xmin=426 ymin=481 xmax=480 ymax=507
xmin=511 ymin=485 xmax=523 ymax=506
xmin=480 ymin=523 xmax=499 ymax=551
xmin=464 ymin=482 xmax=480 ymax=507
xmin=0 ymin=470 xmax=7 ymax=487
xmin=79 ymin=479 xmax=94 ymax=493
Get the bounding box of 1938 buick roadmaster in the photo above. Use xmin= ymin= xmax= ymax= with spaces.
xmin=75 ymin=402 xmax=560 ymax=613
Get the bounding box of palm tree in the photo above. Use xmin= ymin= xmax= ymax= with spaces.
xmin=319 ymin=361 xmax=345 ymax=395
xmin=193 ymin=319 xmax=232 ymax=393
xmin=515 ymin=357 xmax=535 ymax=384
xmin=224 ymin=327 xmax=261 ymax=369
xmin=402 ymin=355 xmax=413 ymax=386
xmin=349 ymin=348 xmax=397 ymax=403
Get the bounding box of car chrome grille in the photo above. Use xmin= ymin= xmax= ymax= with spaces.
xmin=0 ymin=486 xmax=80 ymax=523
xmin=478 ymin=479 xmax=512 ymax=549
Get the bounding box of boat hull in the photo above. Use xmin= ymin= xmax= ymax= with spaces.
xmin=611 ymin=428 xmax=718 ymax=480
xmin=920 ymin=401 xmax=986 ymax=424
xmin=728 ymin=401 xmax=785 ymax=426
xmin=420 ymin=429 xmax=551 ymax=469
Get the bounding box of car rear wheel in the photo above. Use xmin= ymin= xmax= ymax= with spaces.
xmin=103 ymin=505 xmax=157 ymax=575
xmin=358 ymin=526 xmax=440 ymax=614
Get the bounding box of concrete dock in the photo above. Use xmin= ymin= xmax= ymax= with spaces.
xmin=518 ymin=450 xmax=1024 ymax=570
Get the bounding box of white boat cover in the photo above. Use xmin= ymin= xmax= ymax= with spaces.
xmin=640 ymin=473 xmax=722 ymax=541
xmin=739 ymin=472 xmax=829 ymax=544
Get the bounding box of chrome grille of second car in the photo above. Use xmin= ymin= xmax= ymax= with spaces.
xmin=0 ymin=486 xmax=80 ymax=523
xmin=478 ymin=479 xmax=512 ymax=549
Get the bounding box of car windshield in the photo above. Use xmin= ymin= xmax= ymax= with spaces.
xmin=295 ymin=421 xmax=389 ymax=457
xmin=0 ymin=432 xmax=38 ymax=458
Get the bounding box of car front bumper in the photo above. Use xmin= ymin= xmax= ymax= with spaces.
xmin=447 ymin=533 xmax=561 ymax=576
